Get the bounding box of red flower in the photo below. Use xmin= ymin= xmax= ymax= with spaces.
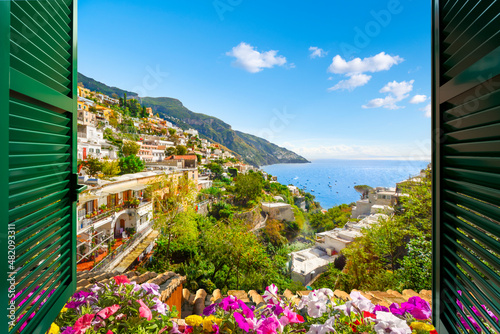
xmin=113 ymin=275 xmax=130 ymax=285
xmin=349 ymin=320 xmax=361 ymax=332
xmin=363 ymin=311 xmax=377 ymax=319
xmin=430 ymin=330 xmax=438 ymax=334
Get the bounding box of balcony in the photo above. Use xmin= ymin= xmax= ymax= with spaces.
xmin=77 ymin=199 xmax=152 ymax=233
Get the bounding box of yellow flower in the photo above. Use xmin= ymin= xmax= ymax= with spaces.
xmin=202 ymin=316 xmax=222 ymax=332
xmin=411 ymin=322 xmax=435 ymax=332
xmin=48 ymin=323 xmax=60 ymax=334
xmin=185 ymin=315 xmax=203 ymax=327
xmin=60 ymin=307 xmax=68 ymax=313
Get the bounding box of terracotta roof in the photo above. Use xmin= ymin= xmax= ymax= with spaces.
xmin=75 ymin=270 xmax=186 ymax=303
xmin=165 ymin=155 xmax=197 ymax=160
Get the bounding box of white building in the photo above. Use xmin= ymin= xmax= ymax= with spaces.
xmin=184 ymin=129 xmax=199 ymax=137
xmin=351 ymin=187 xmax=396 ymax=219
xmin=261 ymin=202 xmax=295 ymax=222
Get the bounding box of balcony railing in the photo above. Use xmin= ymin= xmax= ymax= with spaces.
xmin=90 ymin=220 xmax=155 ymax=272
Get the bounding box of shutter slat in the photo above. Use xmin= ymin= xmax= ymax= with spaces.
xmin=444 ymin=156 xmax=500 ymax=173
xmin=12 ymin=1 xmax=70 ymax=53
xmin=442 ymin=244 xmax=500 ymax=306
xmin=9 ymin=179 xmax=70 ymax=209
xmin=444 ymin=140 xmax=500 ymax=155
xmin=10 ymin=127 xmax=70 ymax=144
xmin=10 ymin=99 xmax=70 ymax=125
xmin=13 ymin=198 xmax=69 ymax=232
xmin=443 ymin=209 xmax=499 ymax=253
xmin=10 ymin=55 xmax=71 ymax=95
xmin=443 ymin=167 xmax=500 ymax=190
xmin=11 ymin=112 xmax=70 ymax=134
xmin=444 ymin=122 xmax=500 ymax=143
xmin=441 ymin=0 xmax=470 ymax=28
xmin=10 ymin=28 xmax=71 ymax=77
xmin=16 ymin=213 xmax=70 ymax=253
xmin=10 ymin=42 xmax=71 ymax=88
xmin=10 ymin=22 xmax=70 ymax=71
xmin=37 ymin=1 xmax=71 ymax=34
xmin=10 ymin=162 xmax=71 ymax=183
xmin=444 ymin=105 xmax=500 ymax=131
xmin=9 ymin=189 xmax=69 ymax=223
xmin=10 ymin=3 xmax=70 ymax=59
xmin=442 ymin=260 xmax=500 ymax=327
xmin=10 ymin=142 xmax=71 ymax=155
xmin=12 ymin=256 xmax=70 ymax=333
xmin=9 ymin=170 xmax=70 ymax=195
xmin=443 ymin=178 xmax=500 ymax=206
xmin=443 ymin=190 xmax=500 ymax=224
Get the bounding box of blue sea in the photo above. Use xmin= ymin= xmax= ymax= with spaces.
xmin=262 ymin=159 xmax=430 ymax=209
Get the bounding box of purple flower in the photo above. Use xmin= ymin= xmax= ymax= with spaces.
xmin=169 ymin=320 xmax=181 ymax=334
xmin=482 ymin=305 xmax=498 ymax=324
xmin=374 ymin=304 xmax=390 ymax=313
xmin=405 ymin=296 xmax=431 ymax=320
xmin=66 ymin=300 xmax=86 ymax=309
xmin=61 ymin=326 xmax=76 ymax=334
xmin=73 ymin=291 xmax=94 ymax=299
xmin=220 ymin=296 xmax=239 ymax=312
xmin=152 ymin=297 xmax=167 ymax=315
xmin=460 ymin=315 xmax=482 ymax=332
xmin=141 ymin=283 xmax=161 ymax=296
xmin=238 ymin=300 xmax=255 ymax=319
xmin=203 ymin=303 xmax=217 ymax=316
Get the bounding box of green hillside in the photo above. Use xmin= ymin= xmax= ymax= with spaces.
xmin=78 ymin=73 xmax=309 ymax=167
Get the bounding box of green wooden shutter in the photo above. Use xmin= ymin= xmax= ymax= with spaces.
xmin=1 ymin=1 xmax=79 ymax=333
xmin=432 ymin=0 xmax=500 ymax=333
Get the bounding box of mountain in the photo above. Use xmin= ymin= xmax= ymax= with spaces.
xmin=78 ymin=73 xmax=309 ymax=167
xmin=78 ymin=73 xmax=137 ymax=98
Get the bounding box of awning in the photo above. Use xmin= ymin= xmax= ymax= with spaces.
xmin=129 ymin=184 xmax=148 ymax=191
xmin=101 ymin=183 xmax=148 ymax=195
xmin=79 ymin=194 xmax=101 ymax=203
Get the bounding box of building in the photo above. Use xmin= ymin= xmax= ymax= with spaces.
xmin=351 ymin=187 xmax=396 ymax=219
xmin=77 ymin=124 xmax=118 ymax=160
xmin=96 ymin=93 xmax=119 ymax=105
xmin=78 ymin=97 xmax=97 ymax=126
xmin=164 ymin=155 xmax=198 ymax=169
xmin=78 ymin=85 xmax=91 ymax=98
xmin=261 ymin=202 xmax=295 ymax=222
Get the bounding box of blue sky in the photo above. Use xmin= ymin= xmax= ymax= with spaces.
xmin=78 ymin=0 xmax=431 ymax=161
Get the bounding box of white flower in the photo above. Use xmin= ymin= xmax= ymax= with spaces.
xmin=350 ymin=291 xmax=375 ymax=313
xmin=262 ymin=284 xmax=280 ymax=305
xmin=374 ymin=311 xmax=411 ymax=334
xmin=306 ymin=324 xmax=335 ymax=334
xmin=299 ymin=289 xmax=335 ymax=318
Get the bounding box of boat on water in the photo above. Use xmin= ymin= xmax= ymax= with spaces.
xmin=311 ymin=189 xmax=315 ymax=192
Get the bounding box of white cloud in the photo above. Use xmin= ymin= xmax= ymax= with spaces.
xmin=226 ymin=42 xmax=287 ymax=73
xmin=421 ymin=103 xmax=431 ymax=117
xmin=363 ymin=80 xmax=414 ymax=109
xmin=328 ymin=74 xmax=372 ymax=91
xmin=282 ymin=141 xmax=430 ymax=160
xmin=328 ymin=52 xmax=403 ymax=75
xmin=409 ymin=94 xmax=427 ymax=104
xmin=309 ymin=46 xmax=327 ymax=58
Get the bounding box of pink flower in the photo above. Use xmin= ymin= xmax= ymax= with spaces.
xmin=73 ymin=314 xmax=95 ymax=334
xmin=106 ymin=331 xmax=114 ymax=334
xmin=257 ymin=316 xmax=281 ymax=334
xmin=96 ymin=305 xmax=120 ymax=319
xmin=234 ymin=312 xmax=250 ymax=332
xmin=279 ymin=307 xmax=304 ymax=326
xmin=138 ymin=299 xmax=152 ymax=321
xmin=113 ymin=275 xmax=130 ymax=285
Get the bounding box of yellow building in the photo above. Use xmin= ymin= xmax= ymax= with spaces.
xmin=78 ymin=85 xmax=91 ymax=98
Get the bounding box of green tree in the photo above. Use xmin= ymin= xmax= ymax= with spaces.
xmin=396 ymin=236 xmax=432 ymax=291
xmin=206 ymin=162 xmax=223 ymax=180
xmin=140 ymin=105 xmax=149 ymax=118
xmin=165 ymin=146 xmax=177 ymax=156
xmin=119 ymin=155 xmax=144 ymax=174
xmin=122 ymin=141 xmax=140 ymax=156
xmin=234 ymin=172 xmax=263 ymax=206
xmin=168 ymin=128 xmax=176 ymax=136
xmin=101 ymin=159 xmax=121 ymax=178
xmin=176 ymin=145 xmax=187 ymax=155
xmin=78 ymin=155 xmax=102 ymax=177
xmin=123 ymin=92 xmax=127 ymax=108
